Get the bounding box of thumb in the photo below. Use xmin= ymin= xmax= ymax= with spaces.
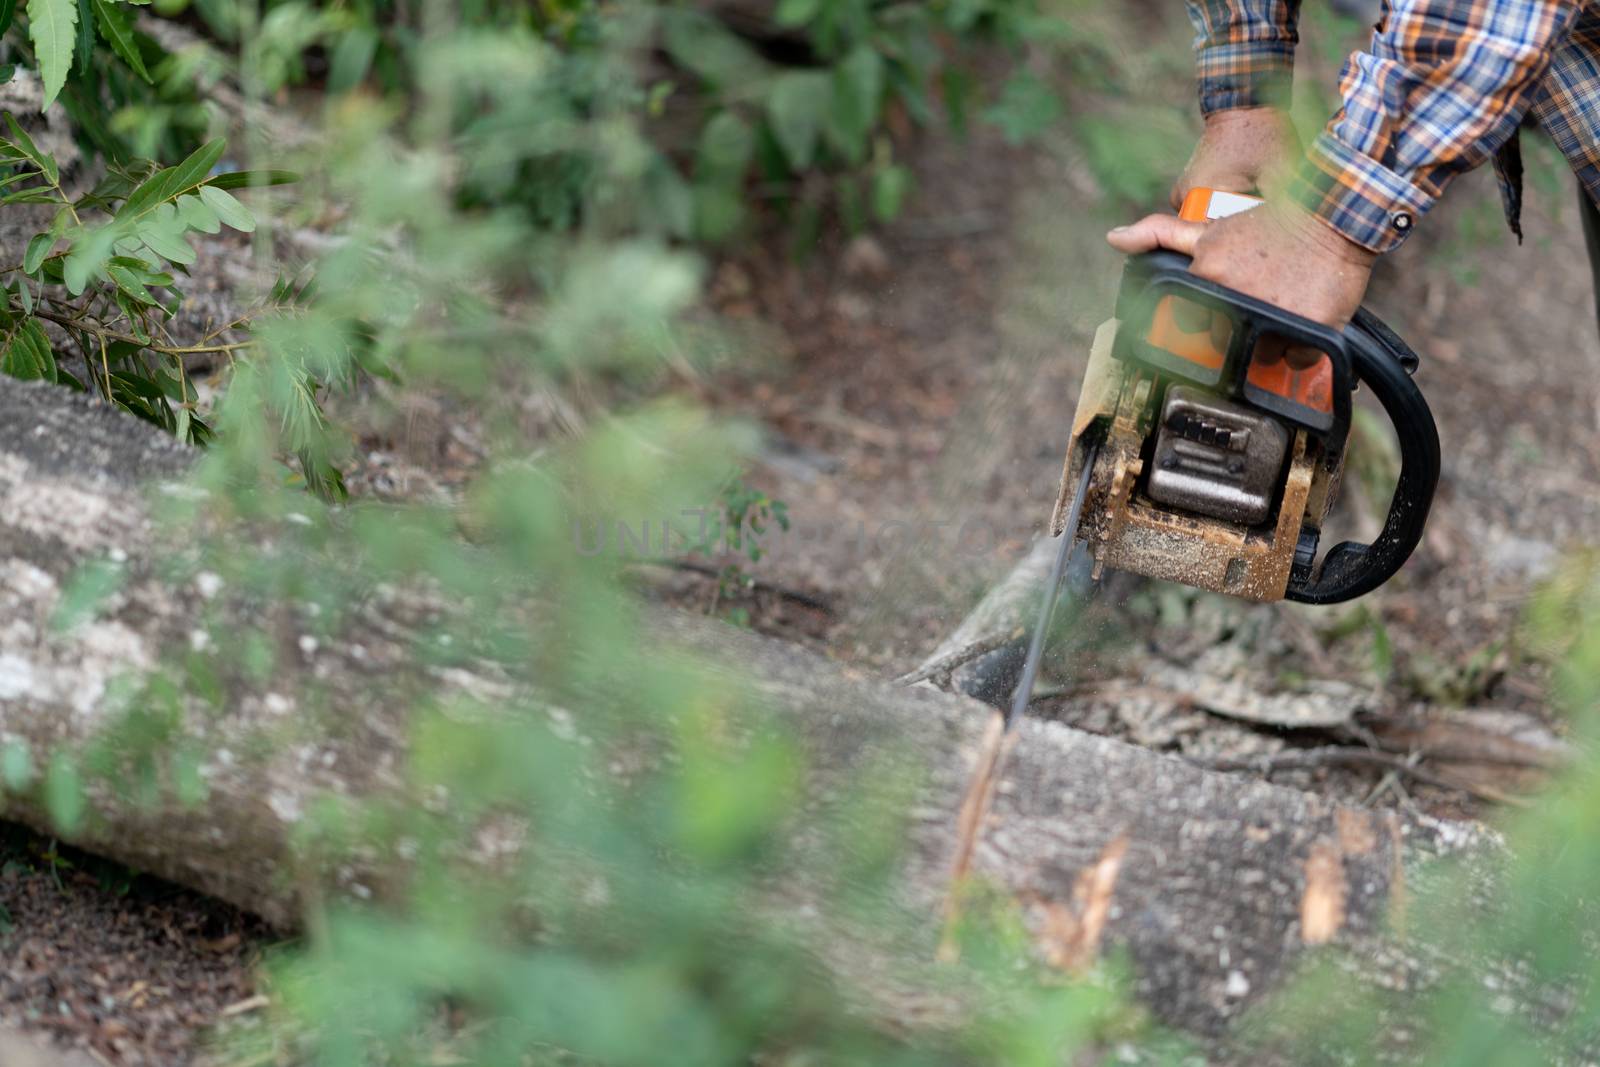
xmin=1106 ymin=213 xmax=1205 ymax=256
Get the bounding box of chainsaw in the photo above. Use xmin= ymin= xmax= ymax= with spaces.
xmin=1005 ymin=187 xmax=1440 ymax=731
xmin=941 ymin=188 xmax=1440 ymax=940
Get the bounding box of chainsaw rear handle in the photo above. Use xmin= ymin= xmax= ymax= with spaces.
xmin=1290 ymin=306 xmax=1440 ymax=604
xmin=1115 ymin=250 xmax=1440 ymax=604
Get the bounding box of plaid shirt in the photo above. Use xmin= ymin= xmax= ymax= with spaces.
xmin=1186 ymin=0 xmax=1599 ymax=252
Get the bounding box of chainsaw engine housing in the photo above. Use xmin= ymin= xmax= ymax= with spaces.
xmin=1147 ymin=385 xmax=1289 ymax=526
xmin=1051 ymin=248 xmax=1439 ymax=605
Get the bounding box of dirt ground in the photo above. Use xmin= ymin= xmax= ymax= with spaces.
xmin=6 ymin=7 xmax=1600 ymax=1063
xmin=0 ymin=827 xmax=268 ymax=1066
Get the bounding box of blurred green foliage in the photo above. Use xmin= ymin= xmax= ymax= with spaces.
xmin=168 ymin=0 xmax=1064 ymax=245
xmin=0 ymin=0 xmax=296 ymax=472
xmin=182 ymin=6 xmax=1132 ymax=1056
xmin=0 ymin=0 xmax=1148 ymax=1063
xmin=4 ymin=0 xmax=1077 ymax=491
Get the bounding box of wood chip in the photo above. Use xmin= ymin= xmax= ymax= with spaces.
xmin=1035 ymin=834 xmax=1130 ymax=973
xmin=1300 ymin=837 xmax=1347 ymax=945
xmin=220 ymin=994 xmax=271 ymax=1017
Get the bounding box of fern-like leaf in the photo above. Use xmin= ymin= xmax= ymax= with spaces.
xmin=27 ymin=0 xmax=78 ymax=109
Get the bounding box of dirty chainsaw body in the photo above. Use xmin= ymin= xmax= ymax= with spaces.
xmin=1053 ymin=192 xmax=1440 ymax=605
xmin=939 ymin=193 xmax=1443 ymax=930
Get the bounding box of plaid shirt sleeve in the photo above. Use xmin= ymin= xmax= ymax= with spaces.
xmin=1288 ymin=0 xmax=1582 ymax=253
xmin=1185 ymin=1 xmax=1303 ymax=114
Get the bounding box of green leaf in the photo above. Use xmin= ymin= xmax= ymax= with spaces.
xmin=774 ymin=0 xmax=819 ymax=26
xmin=62 ymin=224 xmax=116 ymax=295
xmin=298 ymin=447 xmax=347 ymax=503
xmin=139 ymin=220 xmax=196 ymax=264
xmin=198 ymin=183 xmax=255 ymax=232
xmin=941 ymin=65 xmax=974 ymax=136
xmin=0 ymin=317 xmax=55 ymax=381
xmin=110 ymin=255 xmax=172 ymax=286
xmin=27 ymin=0 xmax=79 ymax=110
xmin=91 ymin=0 xmax=150 ymax=81
xmin=0 ymin=0 xmax=18 ymax=37
xmin=887 ymin=63 xmax=933 ymax=125
xmin=2 ymin=739 xmax=32 ymax=791
xmin=52 ymin=558 xmax=124 ymax=631
xmin=983 ymin=69 xmax=1062 ymax=146
xmin=695 ymin=111 xmax=753 ymax=183
xmin=766 ymin=71 xmax=831 ymax=171
xmin=0 ymin=188 xmax=61 ymax=204
xmin=109 ymin=368 xmax=164 ymax=401
xmin=23 ymin=232 xmax=51 ymax=274
xmin=661 ymin=10 xmax=766 ymax=93
xmin=117 ymin=137 xmax=225 ymax=222
xmin=872 ymin=164 xmax=910 ymax=221
xmin=692 ymin=183 xmax=744 ymax=242
xmin=204 ymin=169 xmax=298 ymax=190
xmin=2 ymin=112 xmax=58 ymax=184
xmin=107 ymin=261 xmax=156 ymax=303
xmin=326 ymin=25 xmax=375 ymax=94
xmin=44 ymin=752 xmax=84 ymax=834
xmin=114 ymin=291 xmax=150 ymax=341
xmin=74 ymin=0 xmax=92 ymax=77
xmin=826 ymin=47 xmax=883 ymax=162
xmin=641 ymin=156 xmax=693 ymax=239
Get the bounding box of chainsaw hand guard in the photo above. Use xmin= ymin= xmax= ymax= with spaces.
xmin=1112 ymin=251 xmax=1439 ymax=604
xmin=1115 ymin=250 xmax=1353 ymax=443
xmin=1290 ymin=306 xmax=1439 ymax=603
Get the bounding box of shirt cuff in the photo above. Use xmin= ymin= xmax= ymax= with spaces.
xmin=1286 ymin=131 xmax=1437 ymax=253
xmin=1195 ymin=41 xmax=1295 ymax=115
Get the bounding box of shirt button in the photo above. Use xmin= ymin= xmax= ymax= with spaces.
xmin=1393 ymin=212 xmax=1413 ymax=232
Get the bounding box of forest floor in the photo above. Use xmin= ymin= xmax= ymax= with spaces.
xmin=6 ymin=7 xmax=1600 ymax=1065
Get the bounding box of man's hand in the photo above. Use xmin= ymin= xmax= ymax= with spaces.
xmin=1171 ymin=108 xmax=1301 ymax=209
xmin=1106 ymin=199 xmax=1375 ymax=366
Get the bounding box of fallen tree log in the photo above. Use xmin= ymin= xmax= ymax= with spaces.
xmin=0 ymin=380 xmax=1472 ymax=1034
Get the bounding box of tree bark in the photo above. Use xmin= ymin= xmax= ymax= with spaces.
xmin=0 ymin=381 xmax=1480 ymax=1034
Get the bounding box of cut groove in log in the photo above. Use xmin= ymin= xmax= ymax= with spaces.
xmin=899 ymin=535 xmax=1095 ymax=703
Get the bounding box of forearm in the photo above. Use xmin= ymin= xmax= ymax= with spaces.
xmin=1186 ymin=0 xmax=1303 ymax=113
xmin=1291 ymin=0 xmax=1581 ymax=252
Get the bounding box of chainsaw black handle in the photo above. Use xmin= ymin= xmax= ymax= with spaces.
xmin=1285 ymin=307 xmax=1440 ymax=604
